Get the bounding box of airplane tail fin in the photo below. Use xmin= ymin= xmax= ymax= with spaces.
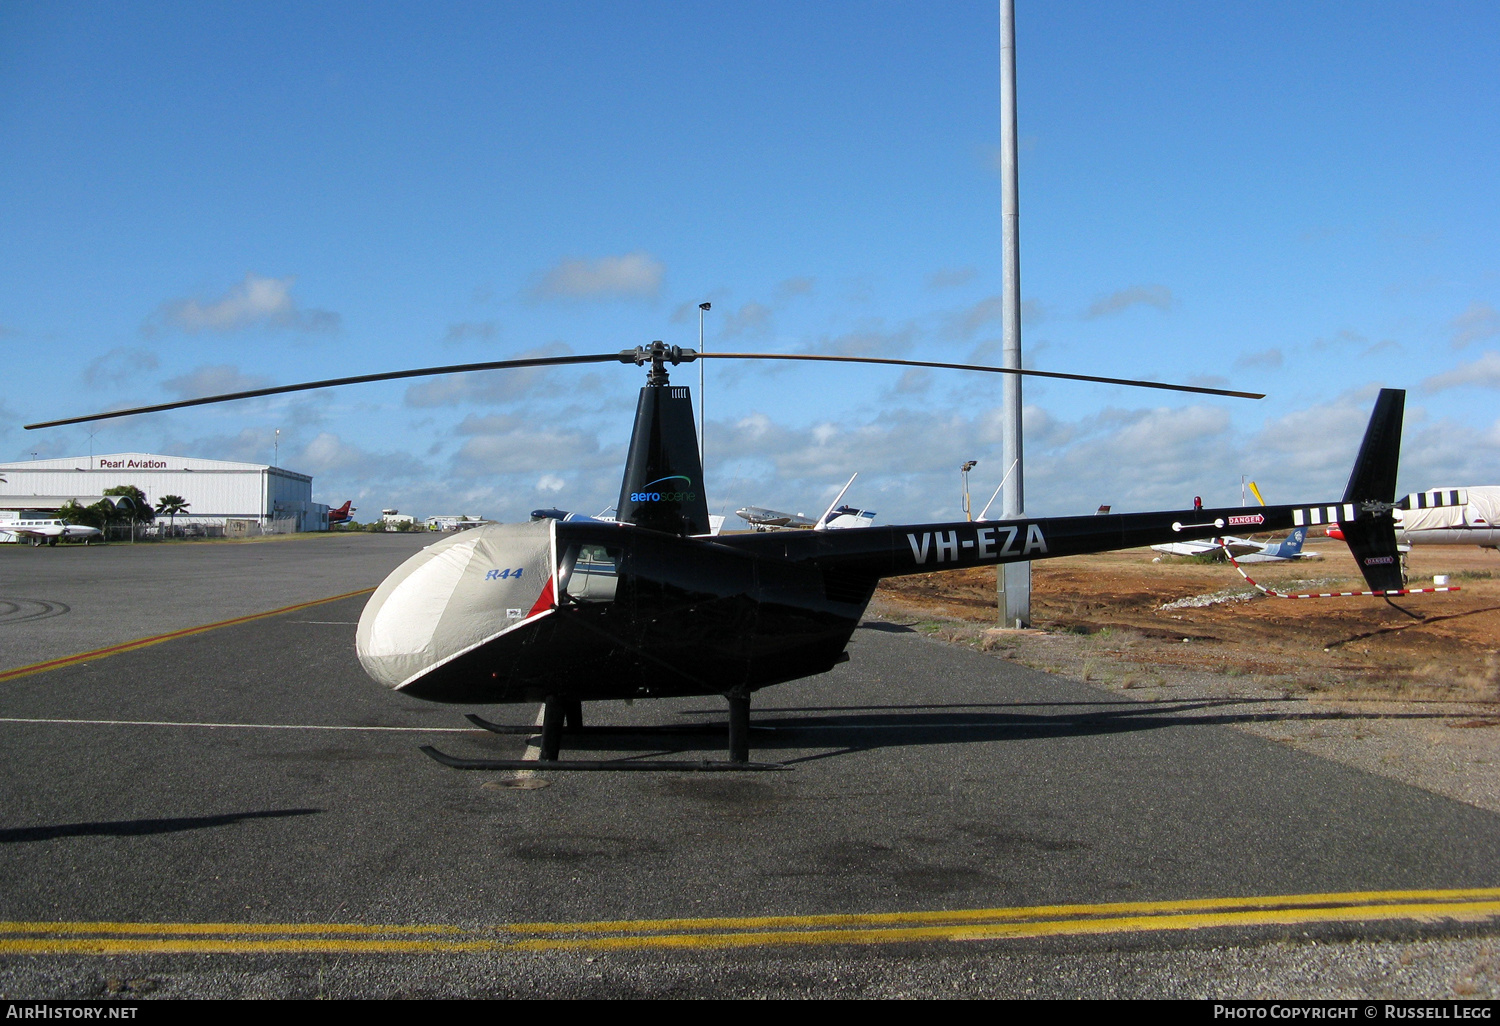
xmin=1338 ymin=389 xmax=1405 ymax=592
xmin=1264 ymin=527 xmax=1306 ymax=558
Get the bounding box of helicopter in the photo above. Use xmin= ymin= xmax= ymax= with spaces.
xmin=28 ymin=342 xmax=1418 ymax=770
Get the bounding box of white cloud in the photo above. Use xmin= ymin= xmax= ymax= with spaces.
xmin=84 ymin=347 xmax=159 ymax=387
xmin=161 ymin=365 xmax=273 ymax=400
xmin=891 ymin=368 xmax=930 ymax=394
xmin=1450 ymin=302 xmax=1500 ymax=349
xmin=1421 ymin=351 xmax=1500 ymax=392
xmin=443 ymin=321 xmax=498 ymax=343
xmin=778 ymin=277 xmax=816 ymax=298
xmin=404 ymin=342 xmax=577 ymax=406
xmin=1234 ymin=348 xmax=1283 ymax=371
xmin=926 ymin=267 xmax=976 ymax=290
xmin=148 ymin=273 xmax=339 ymax=335
xmin=451 ymin=424 xmax=602 ymax=476
xmin=298 ymin=432 xmax=423 ymax=478
xmin=1310 ymin=328 xmax=1365 ymax=352
xmin=531 ymin=252 xmax=664 ymax=300
xmin=1084 ymin=285 xmax=1172 ymax=319
xmin=807 ymin=324 xmax=916 ymax=357
xmin=718 ymin=302 xmax=772 ymax=339
xmin=700 ymin=393 xmax=1433 ymax=522
xmin=536 ymin=474 xmax=565 ymax=493
xmin=944 ymin=295 xmax=1045 ymax=339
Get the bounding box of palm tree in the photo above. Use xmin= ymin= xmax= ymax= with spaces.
xmin=155 ymin=495 xmax=189 ymax=537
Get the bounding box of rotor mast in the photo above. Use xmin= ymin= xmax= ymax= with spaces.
xmin=616 ymin=342 xmax=711 ymax=535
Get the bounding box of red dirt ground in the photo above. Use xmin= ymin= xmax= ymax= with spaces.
xmin=873 ymin=537 xmax=1500 ymax=701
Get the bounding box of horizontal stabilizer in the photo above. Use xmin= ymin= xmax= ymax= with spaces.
xmin=1399 ymin=488 xmax=1467 ymax=511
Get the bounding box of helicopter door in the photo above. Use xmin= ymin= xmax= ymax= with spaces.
xmin=557 ymin=542 xmax=620 ymax=603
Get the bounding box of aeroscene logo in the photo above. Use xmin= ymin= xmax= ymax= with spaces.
xmin=631 ymin=475 xmax=695 ymax=504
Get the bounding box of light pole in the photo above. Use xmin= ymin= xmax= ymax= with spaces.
xmin=961 ymin=460 xmax=978 ymax=521
xmin=998 ymin=0 xmax=1030 ymax=627
xmin=274 ymin=428 xmax=280 ymax=469
xmin=697 ymin=302 xmax=711 ymax=468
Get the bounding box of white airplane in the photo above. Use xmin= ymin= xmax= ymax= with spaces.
xmin=1152 ymin=526 xmax=1317 ymax=562
xmin=735 ymin=504 xmax=876 ymax=530
xmin=1329 ymin=487 xmax=1500 ymax=550
xmin=735 ymin=474 xmax=876 ymax=532
xmin=2 ymin=518 xmax=104 ymax=547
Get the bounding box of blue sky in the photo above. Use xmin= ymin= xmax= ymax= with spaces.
xmin=3 ymin=1 xmax=1497 ymax=523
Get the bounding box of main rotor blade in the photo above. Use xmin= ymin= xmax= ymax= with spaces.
xmin=26 ymin=344 xmax=1261 ymax=431
xmin=23 ymin=352 xmax=628 ymax=430
xmin=696 ymin=352 xmax=1263 ymax=400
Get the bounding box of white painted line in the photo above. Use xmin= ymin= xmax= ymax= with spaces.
xmin=0 ymin=717 xmax=476 ymax=733
xmin=512 ymin=704 xmax=548 ymax=779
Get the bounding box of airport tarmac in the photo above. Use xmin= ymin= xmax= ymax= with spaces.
xmin=2 ymin=535 xmax=1499 ymax=998
xmin=0 ymin=533 xmax=433 ymax=673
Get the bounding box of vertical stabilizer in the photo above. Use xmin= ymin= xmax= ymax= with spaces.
xmin=1266 ymin=528 xmax=1306 ymax=558
xmin=617 ymin=385 xmax=710 ymax=536
xmin=1340 ymin=388 xmax=1405 ymax=592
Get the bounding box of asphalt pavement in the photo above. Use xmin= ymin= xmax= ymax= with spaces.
xmin=1 ymin=536 xmax=1497 ymax=998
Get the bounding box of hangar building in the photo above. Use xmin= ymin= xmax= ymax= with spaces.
xmin=0 ymin=452 xmax=328 ymax=534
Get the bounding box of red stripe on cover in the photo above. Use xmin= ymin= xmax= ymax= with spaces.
xmin=527 ymin=576 xmax=555 ymax=617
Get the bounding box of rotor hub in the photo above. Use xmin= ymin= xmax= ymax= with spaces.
xmin=619 ymin=341 xmax=697 ymax=387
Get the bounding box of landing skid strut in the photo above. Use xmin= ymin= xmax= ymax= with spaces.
xmin=420 ymin=692 xmax=787 ymax=772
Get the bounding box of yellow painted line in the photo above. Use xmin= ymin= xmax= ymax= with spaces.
xmin=0 ymin=920 xmax=465 ymax=936
xmin=505 ymin=899 xmax=1500 ymax=954
xmin=0 ymin=938 xmax=505 ymax=955
xmin=3 ymin=889 xmax=1498 ymax=956
xmin=0 ymin=588 xmax=376 ymax=684
xmin=504 ymin=886 xmax=1500 ymax=935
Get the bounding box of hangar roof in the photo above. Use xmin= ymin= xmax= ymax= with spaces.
xmin=0 ymin=452 xmax=309 ymax=481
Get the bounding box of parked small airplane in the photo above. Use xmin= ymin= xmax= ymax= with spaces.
xmin=1328 ymin=487 xmax=1500 ymax=550
xmin=1152 ymin=526 xmax=1316 ymax=562
xmin=3 ymin=518 xmax=104 ymax=546
xmin=736 ymin=473 xmax=875 ymax=532
xmin=328 ymin=500 xmax=356 ymax=525
xmin=736 ymin=504 xmax=876 ymax=530
xmin=531 ymin=508 xmax=616 ymax=526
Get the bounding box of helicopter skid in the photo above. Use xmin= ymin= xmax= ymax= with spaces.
xmin=462 ymin=712 xmax=773 ymax=737
xmin=419 ymin=745 xmax=787 ymax=772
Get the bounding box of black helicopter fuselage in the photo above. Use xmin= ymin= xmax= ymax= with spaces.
xmin=390 ymin=374 xmax=1406 ymax=707
xmin=395 ymin=490 xmax=1380 ymax=706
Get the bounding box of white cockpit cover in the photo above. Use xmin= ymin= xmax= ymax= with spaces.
xmin=1398 ymin=486 xmax=1500 ymax=532
xmin=356 ymin=521 xmax=555 ymax=689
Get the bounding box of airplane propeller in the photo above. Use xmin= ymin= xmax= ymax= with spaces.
xmin=24 ymin=342 xmax=1262 ymax=431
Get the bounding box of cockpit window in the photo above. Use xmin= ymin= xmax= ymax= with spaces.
xmin=558 ymin=543 xmax=619 ymax=603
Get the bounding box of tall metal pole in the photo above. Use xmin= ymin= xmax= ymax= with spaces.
xmin=997 ymin=0 xmax=1031 ymax=627
xmin=697 ymin=302 xmax=711 ymax=466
